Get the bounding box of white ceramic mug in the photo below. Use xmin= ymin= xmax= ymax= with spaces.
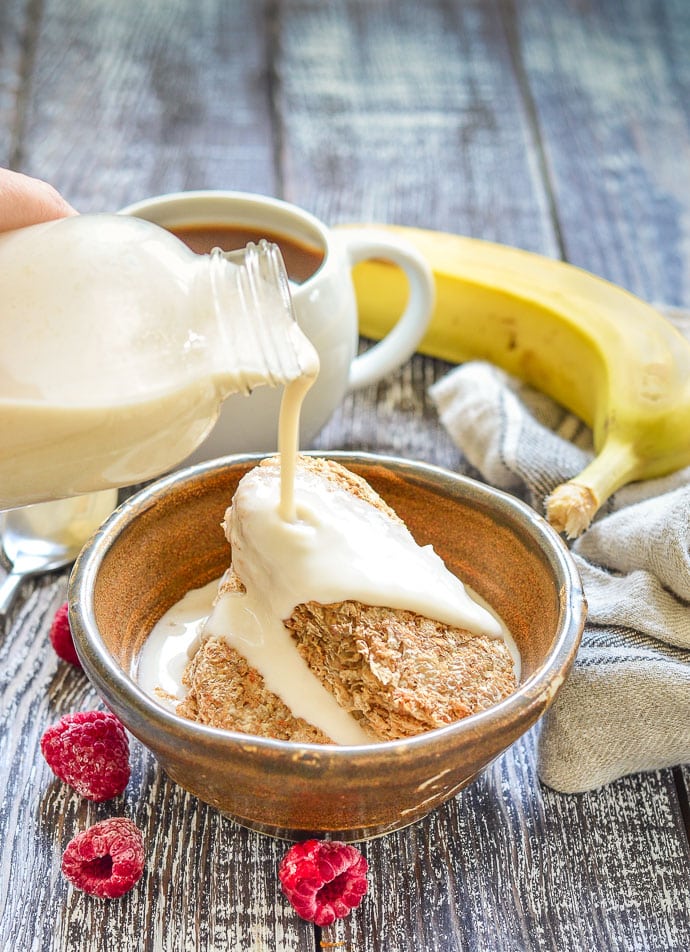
xmin=119 ymin=191 xmax=435 ymax=460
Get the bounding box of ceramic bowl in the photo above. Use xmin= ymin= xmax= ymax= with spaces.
xmin=69 ymin=452 xmax=585 ymax=841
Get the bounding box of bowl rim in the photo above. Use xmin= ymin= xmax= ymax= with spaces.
xmin=69 ymin=451 xmax=586 ymax=760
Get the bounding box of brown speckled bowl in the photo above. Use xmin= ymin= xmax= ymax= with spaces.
xmin=69 ymin=452 xmax=585 ymax=841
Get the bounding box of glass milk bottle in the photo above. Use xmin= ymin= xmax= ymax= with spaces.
xmin=0 ymin=213 xmax=319 ymax=509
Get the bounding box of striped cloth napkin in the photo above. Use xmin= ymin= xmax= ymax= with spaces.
xmin=429 ymin=307 xmax=690 ymax=793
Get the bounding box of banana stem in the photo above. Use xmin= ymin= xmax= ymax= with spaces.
xmin=546 ymin=438 xmax=642 ymax=538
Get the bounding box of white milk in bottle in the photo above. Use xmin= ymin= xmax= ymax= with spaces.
xmin=0 ymin=214 xmax=318 ymax=509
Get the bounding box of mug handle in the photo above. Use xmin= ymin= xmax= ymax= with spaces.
xmin=337 ymin=229 xmax=435 ymax=390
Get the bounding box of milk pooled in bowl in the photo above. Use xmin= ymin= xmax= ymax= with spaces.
xmin=139 ymin=456 xmax=520 ymax=744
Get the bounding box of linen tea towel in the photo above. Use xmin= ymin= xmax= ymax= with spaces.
xmin=429 ymin=307 xmax=690 ymax=794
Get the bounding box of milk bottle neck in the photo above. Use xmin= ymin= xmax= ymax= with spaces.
xmin=204 ymin=240 xmax=319 ymax=396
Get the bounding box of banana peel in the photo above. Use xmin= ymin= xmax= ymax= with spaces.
xmin=336 ymin=224 xmax=690 ymax=537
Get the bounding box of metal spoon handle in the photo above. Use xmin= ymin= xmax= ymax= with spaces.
xmin=0 ymin=569 xmax=26 ymax=616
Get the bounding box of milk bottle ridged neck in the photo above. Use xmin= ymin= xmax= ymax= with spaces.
xmin=209 ymin=241 xmax=319 ymax=394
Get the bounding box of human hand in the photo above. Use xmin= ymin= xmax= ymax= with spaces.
xmin=0 ymin=168 xmax=76 ymax=233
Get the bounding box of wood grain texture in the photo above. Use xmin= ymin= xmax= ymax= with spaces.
xmin=0 ymin=581 xmax=314 ymax=952
xmin=327 ymin=735 xmax=690 ymax=951
xmin=0 ymin=0 xmax=31 ymax=167
xmin=508 ymin=0 xmax=690 ymax=305
xmin=12 ymin=0 xmax=278 ymax=210
xmin=1 ymin=0 xmax=689 ymax=950
xmin=274 ymin=0 xmax=561 ymax=255
xmin=679 ymin=766 xmax=690 ymax=839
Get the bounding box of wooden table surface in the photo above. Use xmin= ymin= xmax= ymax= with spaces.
xmin=1 ymin=1 xmax=689 ymax=949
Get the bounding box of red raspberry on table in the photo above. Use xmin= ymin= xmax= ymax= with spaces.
xmin=61 ymin=817 xmax=144 ymax=898
xmin=49 ymin=602 xmax=82 ymax=669
xmin=278 ymin=839 xmax=368 ymax=927
xmin=40 ymin=710 xmax=130 ymax=801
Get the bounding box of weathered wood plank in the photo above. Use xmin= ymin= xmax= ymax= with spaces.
xmin=328 ymin=731 xmax=690 ymax=952
xmin=677 ymin=766 xmax=690 ymax=840
xmin=0 ymin=0 xmax=36 ymax=167
xmin=13 ymin=0 xmax=278 ymax=210
xmin=0 ymin=0 xmax=29 ymax=166
xmin=509 ymin=0 xmax=690 ymax=306
xmin=274 ymin=0 xmax=560 ymax=255
xmin=0 ymin=579 xmax=314 ymax=952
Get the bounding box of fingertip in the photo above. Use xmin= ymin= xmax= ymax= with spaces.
xmin=0 ymin=168 xmax=77 ymax=231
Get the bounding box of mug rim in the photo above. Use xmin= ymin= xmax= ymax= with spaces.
xmin=118 ymin=189 xmax=332 ymax=287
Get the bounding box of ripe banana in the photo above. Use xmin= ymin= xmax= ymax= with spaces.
xmin=337 ymin=224 xmax=690 ymax=537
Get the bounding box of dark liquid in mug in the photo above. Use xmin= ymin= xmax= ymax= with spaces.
xmin=170 ymin=224 xmax=325 ymax=285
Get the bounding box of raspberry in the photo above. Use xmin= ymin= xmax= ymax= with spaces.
xmin=49 ymin=602 xmax=82 ymax=669
xmin=40 ymin=710 xmax=130 ymax=801
xmin=278 ymin=839 xmax=368 ymax=927
xmin=61 ymin=817 xmax=144 ymax=898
